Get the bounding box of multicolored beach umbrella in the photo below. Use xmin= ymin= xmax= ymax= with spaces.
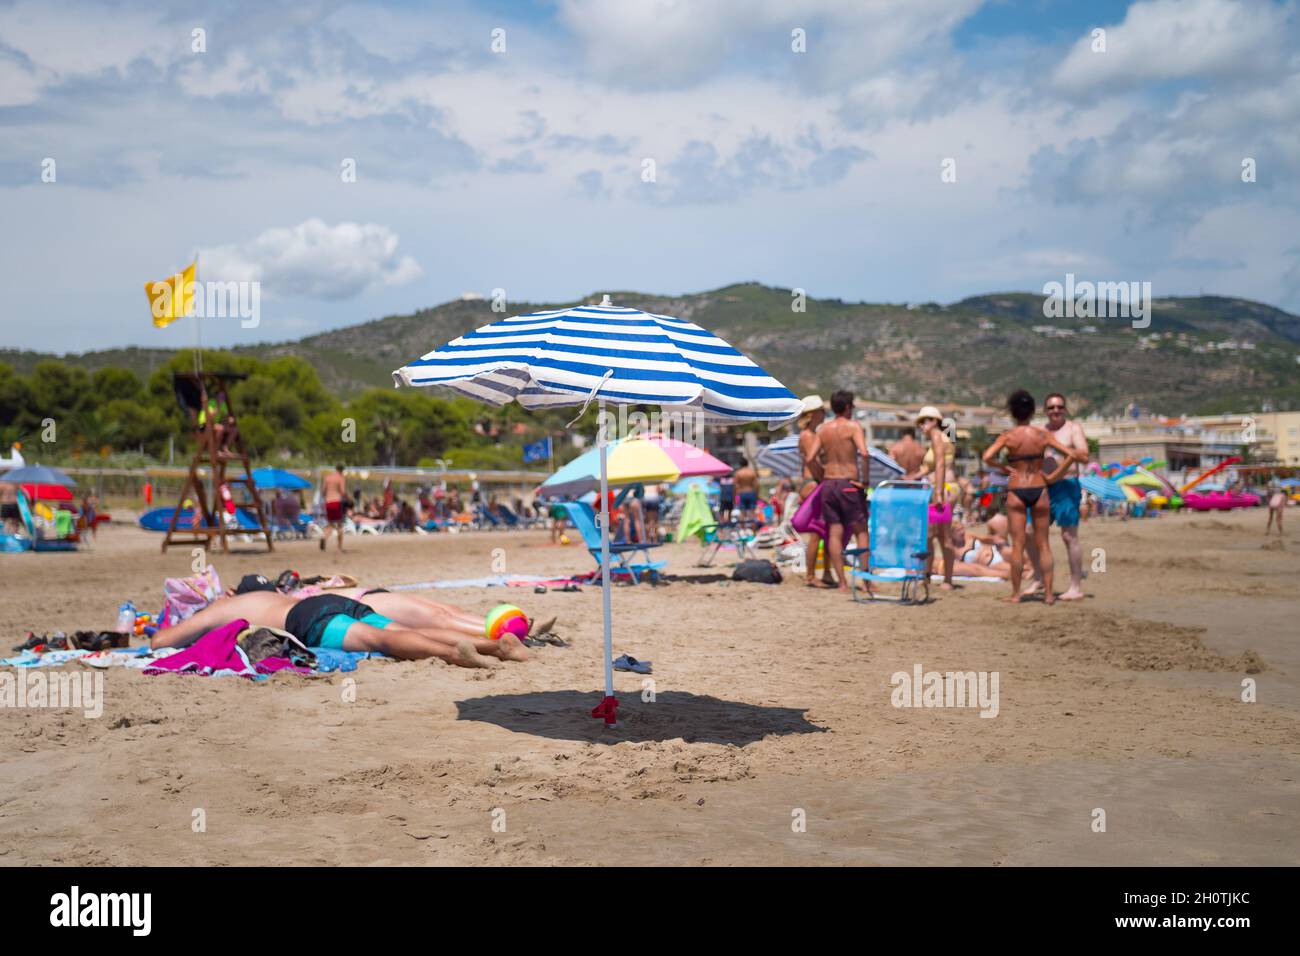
xmin=395 ymin=297 xmax=802 ymax=727
xmin=540 ymin=434 xmax=730 ymax=498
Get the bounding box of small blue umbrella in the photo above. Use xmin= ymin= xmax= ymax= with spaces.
xmin=756 ymin=435 xmax=904 ymax=488
xmin=671 ymin=475 xmax=716 ymax=496
xmin=1080 ymin=473 xmax=1127 ymax=503
xmin=250 ymin=467 xmax=312 ymax=490
xmin=395 ymin=296 xmax=801 ymax=726
xmin=0 ymin=464 xmax=76 ymax=487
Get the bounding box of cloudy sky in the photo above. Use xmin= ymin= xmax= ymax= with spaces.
xmin=1 ymin=0 xmax=1297 ymax=351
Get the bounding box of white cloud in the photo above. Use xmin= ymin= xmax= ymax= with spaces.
xmin=556 ymin=0 xmax=982 ymax=90
xmin=1052 ymin=0 xmax=1295 ymax=96
xmin=0 ymin=0 xmax=175 ymax=86
xmin=0 ymin=54 xmax=43 ymax=107
xmin=201 ymin=219 xmax=422 ymax=300
xmin=177 ymin=49 xmax=272 ymax=99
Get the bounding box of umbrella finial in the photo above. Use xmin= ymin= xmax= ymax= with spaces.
xmin=600 ymin=294 xmax=612 ymax=307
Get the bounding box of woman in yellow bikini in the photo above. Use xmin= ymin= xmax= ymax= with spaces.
xmin=912 ymin=405 xmax=958 ymax=589
xmin=982 ymin=390 xmax=1088 ymax=604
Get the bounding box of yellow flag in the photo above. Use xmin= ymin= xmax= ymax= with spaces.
xmin=145 ymin=260 xmax=197 ymax=328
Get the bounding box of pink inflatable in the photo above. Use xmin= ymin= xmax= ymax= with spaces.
xmin=1183 ymin=491 xmax=1261 ymax=511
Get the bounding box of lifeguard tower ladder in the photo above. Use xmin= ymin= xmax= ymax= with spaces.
xmin=161 ymin=371 xmax=273 ymax=554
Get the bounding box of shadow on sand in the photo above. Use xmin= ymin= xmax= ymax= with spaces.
xmin=455 ymin=690 xmax=828 ymax=745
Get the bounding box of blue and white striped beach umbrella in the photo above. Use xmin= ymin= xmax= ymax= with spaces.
xmin=395 ymin=297 xmax=802 ymax=727
xmin=393 ymin=300 xmax=801 ymax=424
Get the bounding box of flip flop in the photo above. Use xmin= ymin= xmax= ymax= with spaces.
xmin=529 ymin=615 xmax=557 ymax=637
xmin=613 ymin=654 xmax=651 ymax=674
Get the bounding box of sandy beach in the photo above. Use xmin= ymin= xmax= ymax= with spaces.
xmin=1 ymin=509 xmax=1297 ymax=866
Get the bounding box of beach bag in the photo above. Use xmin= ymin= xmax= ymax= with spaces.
xmin=160 ymin=566 xmax=223 ymax=627
xmin=732 ymin=559 xmax=783 ymax=585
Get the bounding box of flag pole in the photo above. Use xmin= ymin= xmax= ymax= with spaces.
xmin=192 ymin=252 xmax=202 ymax=374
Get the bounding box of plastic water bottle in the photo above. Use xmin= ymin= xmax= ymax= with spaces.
xmin=116 ymin=601 xmax=136 ymax=635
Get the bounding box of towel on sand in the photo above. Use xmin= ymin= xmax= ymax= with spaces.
xmin=144 ymin=619 xmax=312 ymax=679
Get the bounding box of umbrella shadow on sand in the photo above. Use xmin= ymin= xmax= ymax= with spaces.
xmin=455 ymin=690 xmax=828 ymax=746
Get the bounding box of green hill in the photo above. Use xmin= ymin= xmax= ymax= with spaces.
xmin=4 ymin=284 xmax=1298 ymax=415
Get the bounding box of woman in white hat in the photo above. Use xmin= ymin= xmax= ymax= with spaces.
xmin=792 ymin=395 xmax=837 ymax=587
xmin=913 ymin=405 xmax=957 ymax=588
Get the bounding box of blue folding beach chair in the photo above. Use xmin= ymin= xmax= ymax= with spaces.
xmin=562 ymin=501 xmax=666 ymax=584
xmin=845 ymin=480 xmax=931 ymax=605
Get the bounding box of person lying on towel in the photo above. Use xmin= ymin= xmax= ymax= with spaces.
xmin=228 ymin=576 xmax=557 ymax=649
xmin=151 ymin=591 xmax=529 ymax=667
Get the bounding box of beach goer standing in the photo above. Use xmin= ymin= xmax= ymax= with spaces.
xmin=320 ymin=464 xmax=347 ymax=553
xmin=982 ymin=390 xmax=1088 ymax=605
xmin=81 ymin=492 xmax=99 ymax=540
xmin=1266 ymin=485 xmax=1286 ymax=536
xmin=1042 ymin=393 xmax=1089 ymax=600
xmin=804 ymin=390 xmax=869 ymax=591
xmin=734 ymin=462 xmax=759 ymax=524
xmin=888 ymin=427 xmax=926 ymax=476
xmin=0 ymin=478 xmax=19 ymax=534
xmin=796 ymin=394 xmax=836 ymax=587
xmin=643 ymin=482 xmax=662 ymax=542
xmin=717 ymin=471 xmax=736 ymax=524
xmin=912 ymin=405 xmax=958 ymax=589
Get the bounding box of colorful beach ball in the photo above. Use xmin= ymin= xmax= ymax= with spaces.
xmin=485 ymin=603 xmax=528 ymax=641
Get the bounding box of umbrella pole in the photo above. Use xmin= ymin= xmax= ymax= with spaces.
xmin=596 ymin=398 xmax=618 ymax=727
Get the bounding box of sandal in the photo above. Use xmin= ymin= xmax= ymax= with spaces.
xmin=613 ymin=654 xmax=651 ymax=674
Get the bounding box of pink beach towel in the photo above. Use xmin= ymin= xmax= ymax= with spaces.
xmin=144 ymin=620 xmax=312 ymax=678
xmin=790 ymin=483 xmax=828 ymax=539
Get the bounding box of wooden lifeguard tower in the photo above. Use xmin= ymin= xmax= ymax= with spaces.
xmin=161 ymin=371 xmax=274 ymax=554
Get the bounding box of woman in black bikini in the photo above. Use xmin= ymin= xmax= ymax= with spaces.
xmin=982 ymin=390 xmax=1087 ymax=604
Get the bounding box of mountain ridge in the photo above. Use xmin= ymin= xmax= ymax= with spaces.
xmin=4 ymin=283 xmax=1298 ymax=416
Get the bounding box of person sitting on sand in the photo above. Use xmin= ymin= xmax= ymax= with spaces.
xmin=151 ymin=591 xmax=529 ymax=667
xmin=947 ymin=518 xmax=1040 ymax=583
xmin=982 ymin=390 xmax=1088 ymax=605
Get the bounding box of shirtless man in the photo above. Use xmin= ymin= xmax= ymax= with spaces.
xmin=804 ymin=390 xmax=869 ymax=590
xmin=796 ymin=395 xmax=835 ymax=588
xmin=733 ymin=462 xmax=759 ymax=524
xmin=888 ymin=427 xmax=925 ymax=476
xmin=151 ymin=590 xmax=528 ymax=666
xmin=1041 ymin=393 xmax=1089 ymax=600
xmin=320 ymin=464 xmax=347 ymax=552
